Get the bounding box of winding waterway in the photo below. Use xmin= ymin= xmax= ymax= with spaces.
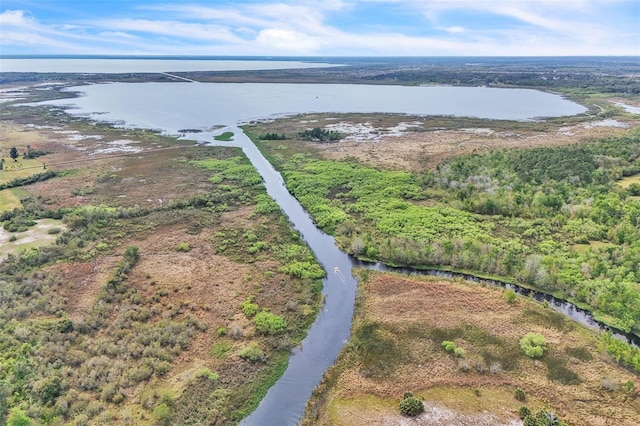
xmin=34 ymin=83 xmax=635 ymax=425
xmin=196 ymin=129 xmax=639 ymax=426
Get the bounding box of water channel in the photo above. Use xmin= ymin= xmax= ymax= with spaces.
xmin=36 ymin=83 xmax=636 ymax=425
xmin=197 ymin=128 xmax=639 ymax=426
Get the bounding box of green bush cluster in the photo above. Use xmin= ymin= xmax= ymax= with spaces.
xmin=259 ymin=132 xmax=287 ymax=140
xmin=518 ymin=407 xmax=568 ymax=426
xmin=599 ymin=332 xmax=640 ymax=373
xmin=520 ymin=333 xmax=547 ymax=359
xmin=441 ymin=340 xmax=466 ymax=357
xmin=238 ymin=342 xmax=265 ymax=362
xmin=241 ymin=296 xmax=260 ymax=317
xmin=253 ymin=311 xmax=287 ymax=335
xmin=195 ymin=368 xmax=219 ymax=381
xmin=298 ymin=127 xmax=341 ymax=142
xmin=398 ymin=392 xmax=424 ymax=417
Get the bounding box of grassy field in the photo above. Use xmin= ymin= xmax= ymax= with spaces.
xmin=0 ymin=156 xmax=46 ymax=184
xmin=0 ymin=187 xmax=23 ymax=212
xmin=303 ymin=271 xmax=640 ymax=425
xmin=617 ymin=173 xmax=640 ymax=188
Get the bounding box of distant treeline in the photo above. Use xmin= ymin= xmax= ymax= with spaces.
xmin=259 ymin=132 xmax=287 ymax=140
xmin=298 ymin=127 xmax=341 ymax=142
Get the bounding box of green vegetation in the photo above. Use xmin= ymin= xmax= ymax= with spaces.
xmin=259 ymin=132 xmax=287 ymax=140
xmin=298 ymin=127 xmax=341 ymax=142
xmin=520 ymin=333 xmax=547 ymax=359
xmin=398 ymin=392 xmax=424 ymax=416
xmin=195 ymin=368 xmax=219 ymax=381
xmin=175 ymin=242 xmax=191 ymax=252
xmin=251 ymin=127 xmax=640 ymax=337
xmin=503 ymin=288 xmax=517 ymax=303
xmin=441 ymin=340 xmax=466 ymax=357
xmin=518 ymin=408 xmax=569 ymax=426
xmin=253 ymin=311 xmax=287 ymax=335
xmin=599 ymin=332 xmax=640 ymax=372
xmin=238 ymin=342 xmax=265 ymax=362
xmin=241 ymin=295 xmax=260 ymax=317
xmin=214 ymin=131 xmax=234 ymax=141
xmin=0 ymin=141 xmax=324 ymax=424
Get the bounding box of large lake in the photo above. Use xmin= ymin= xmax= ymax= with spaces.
xmin=0 ymin=58 xmax=339 ymax=73
xmin=45 ymin=82 xmax=587 ymax=132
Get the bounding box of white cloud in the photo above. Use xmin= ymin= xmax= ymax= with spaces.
xmin=256 ymin=28 xmax=324 ymax=53
xmin=96 ymin=19 xmax=244 ymax=43
xmin=444 ymin=26 xmax=465 ymax=33
xmin=0 ymin=1 xmax=638 ymax=56
xmin=99 ymin=31 xmax=138 ymax=39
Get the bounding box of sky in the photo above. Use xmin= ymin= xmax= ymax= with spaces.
xmin=1 ymin=0 xmax=639 ymax=57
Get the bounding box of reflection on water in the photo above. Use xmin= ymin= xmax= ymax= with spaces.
xmin=43 ymin=82 xmax=587 ymax=135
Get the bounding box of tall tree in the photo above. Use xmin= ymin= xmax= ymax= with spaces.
xmin=9 ymin=147 xmax=18 ymax=162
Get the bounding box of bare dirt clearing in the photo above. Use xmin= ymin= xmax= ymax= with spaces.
xmin=0 ymin=218 xmax=65 ymax=259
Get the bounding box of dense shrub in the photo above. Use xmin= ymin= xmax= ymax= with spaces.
xmin=518 ymin=405 xmax=532 ymax=419
xmin=399 ymin=394 xmax=424 ymax=417
xmin=520 ymin=333 xmax=547 ymax=358
xmin=241 ymin=296 xmax=260 ymax=317
xmin=253 ymin=311 xmax=287 ymax=334
xmin=503 ymin=289 xmax=517 ymax=303
xmin=238 ymin=342 xmax=265 ymax=362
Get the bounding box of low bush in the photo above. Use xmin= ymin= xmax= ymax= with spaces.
xmin=503 ymin=289 xmax=517 ymax=303
xmin=239 ymin=342 xmax=265 ymax=362
xmin=241 ymin=296 xmax=260 ymax=317
xmin=518 ymin=405 xmax=531 ymax=419
xmin=520 ymin=332 xmax=547 ymax=359
xmin=399 ymin=393 xmax=424 ymax=417
xmin=175 ymin=242 xmax=191 ymax=252
xmin=253 ymin=311 xmax=286 ymax=335
xmin=195 ymin=368 xmax=219 ymax=381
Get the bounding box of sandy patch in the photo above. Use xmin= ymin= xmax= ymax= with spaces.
xmin=90 ymin=139 xmax=142 ymax=155
xmin=0 ymin=219 xmax=66 ymax=260
xmin=332 ymin=401 xmax=522 ymax=426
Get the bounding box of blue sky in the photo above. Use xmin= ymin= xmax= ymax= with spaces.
xmin=1 ymin=0 xmax=639 ymax=56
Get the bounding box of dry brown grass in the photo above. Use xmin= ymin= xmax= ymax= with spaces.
xmin=307 ymin=272 xmax=640 ymax=426
xmin=246 ymin=110 xmax=639 ymax=171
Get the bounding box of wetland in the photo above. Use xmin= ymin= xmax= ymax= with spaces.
xmin=1 ymin=57 xmax=640 ymax=425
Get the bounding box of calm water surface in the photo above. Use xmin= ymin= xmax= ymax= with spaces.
xmin=45 ymin=82 xmax=587 ymax=133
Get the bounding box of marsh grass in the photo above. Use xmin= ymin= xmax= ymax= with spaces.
xmin=521 ymin=308 xmax=573 ymax=332
xmin=0 ymin=188 xmax=22 ymax=212
xmin=350 ymin=322 xmax=407 ymax=378
xmin=214 ymin=131 xmax=234 ymax=141
xmin=564 ymin=345 xmax=593 ymax=361
xmin=542 ymin=352 xmax=581 ymax=385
